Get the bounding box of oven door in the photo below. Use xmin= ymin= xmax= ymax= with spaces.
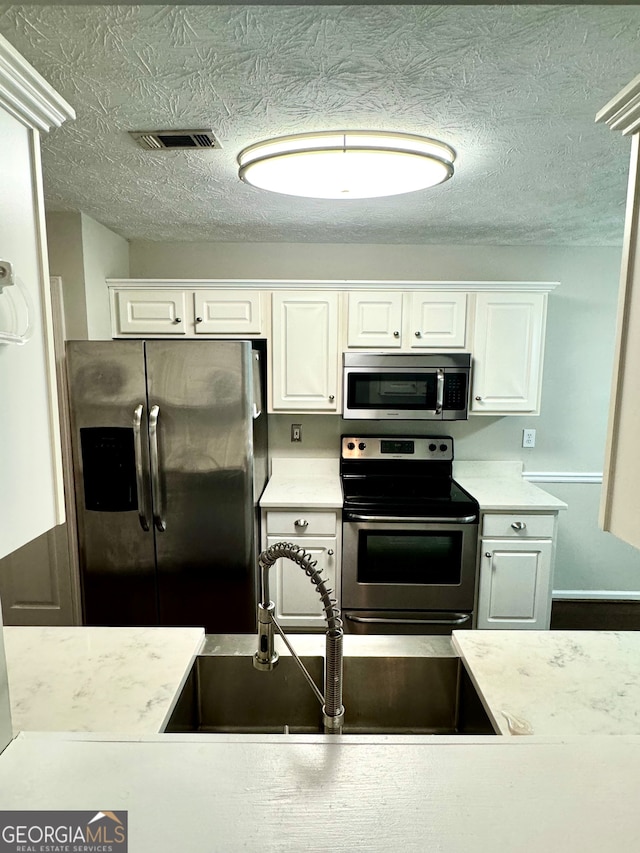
xmin=341 ymin=513 xmax=478 ymax=614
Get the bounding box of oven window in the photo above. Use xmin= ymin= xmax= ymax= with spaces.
xmin=348 ymin=372 xmax=437 ymax=410
xmin=357 ymin=531 xmax=463 ymax=585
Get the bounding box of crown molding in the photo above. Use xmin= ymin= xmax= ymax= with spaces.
xmin=107 ymin=278 xmax=560 ymax=292
xmin=0 ymin=34 xmax=75 ymax=133
xmin=596 ymin=72 xmax=640 ymax=137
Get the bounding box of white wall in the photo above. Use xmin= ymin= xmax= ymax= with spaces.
xmin=81 ymin=213 xmax=129 ymax=339
xmin=46 ymin=211 xmax=129 ymax=340
xmin=130 ymin=240 xmax=640 ymax=595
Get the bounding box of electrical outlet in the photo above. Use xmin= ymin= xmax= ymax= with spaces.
xmin=291 ymin=423 xmax=302 ymax=442
xmin=522 ymin=428 xmax=536 ymax=448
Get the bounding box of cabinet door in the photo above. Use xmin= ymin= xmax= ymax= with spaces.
xmin=114 ymin=289 xmax=188 ymax=335
xmin=347 ymin=291 xmax=403 ymax=348
xmin=471 ymin=292 xmax=546 ymax=414
xmin=267 ymin=536 xmax=338 ymax=628
xmin=409 ymin=292 xmax=467 ymax=349
xmin=194 ymin=290 xmax=263 ymax=335
xmin=271 ymin=292 xmax=340 ymax=411
xmin=477 ymin=539 xmax=553 ymax=629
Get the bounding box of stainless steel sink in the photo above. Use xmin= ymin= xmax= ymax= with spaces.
xmin=164 ymin=655 xmax=496 ymax=735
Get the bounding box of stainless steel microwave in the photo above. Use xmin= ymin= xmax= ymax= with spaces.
xmin=343 ymin=352 xmax=471 ymax=420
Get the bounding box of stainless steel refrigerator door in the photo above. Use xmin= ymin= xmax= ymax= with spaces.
xmin=145 ymin=340 xmax=257 ymax=632
xmin=66 ymin=340 xmax=158 ymax=626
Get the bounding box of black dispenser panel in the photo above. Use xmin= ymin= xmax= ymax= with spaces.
xmin=80 ymin=427 xmax=138 ymax=512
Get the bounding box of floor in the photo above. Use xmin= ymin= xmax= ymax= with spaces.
xmin=551 ymin=599 xmax=640 ymax=630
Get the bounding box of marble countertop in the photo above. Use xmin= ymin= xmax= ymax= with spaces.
xmin=454 ymin=461 xmax=567 ymax=511
xmin=2 ymin=731 xmax=640 ymax=851
xmin=453 ymin=630 xmax=640 ymax=736
xmin=3 ymin=626 xmax=204 ymax=735
xmin=260 ymin=457 xmax=343 ymax=508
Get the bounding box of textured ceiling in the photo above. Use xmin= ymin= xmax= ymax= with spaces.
xmin=0 ymin=4 xmax=639 ymax=245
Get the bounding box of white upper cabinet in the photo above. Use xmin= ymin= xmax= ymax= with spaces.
xmin=111 ymin=286 xmax=266 ymax=338
xmin=408 ymin=292 xmax=467 ymax=348
xmin=194 ymin=290 xmax=263 ymax=335
xmin=470 ymin=292 xmax=547 ymax=415
xmin=270 ymin=291 xmax=341 ymax=412
xmin=0 ymin=35 xmax=74 ymax=560
xmin=347 ymin=291 xmax=403 ymax=348
xmin=114 ymin=289 xmax=188 ymax=335
xmin=347 ymin=290 xmax=467 ymax=349
xmin=107 ymin=281 xmax=556 ymax=417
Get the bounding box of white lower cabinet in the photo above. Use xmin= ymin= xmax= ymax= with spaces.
xmin=263 ymin=510 xmax=340 ymax=630
xmin=476 ymin=513 xmax=556 ymax=630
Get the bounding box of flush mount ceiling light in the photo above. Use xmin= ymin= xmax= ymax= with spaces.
xmin=237 ymin=131 xmax=455 ymax=200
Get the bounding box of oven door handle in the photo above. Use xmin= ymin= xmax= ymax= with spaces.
xmin=344 ymin=512 xmax=478 ymax=524
xmin=344 ymin=613 xmax=472 ymax=626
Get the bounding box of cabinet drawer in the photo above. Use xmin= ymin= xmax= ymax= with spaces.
xmin=482 ymin=514 xmax=555 ymax=538
xmin=265 ymin=511 xmax=337 ymax=536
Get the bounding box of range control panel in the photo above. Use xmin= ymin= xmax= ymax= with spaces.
xmin=341 ymin=435 xmax=454 ymax=461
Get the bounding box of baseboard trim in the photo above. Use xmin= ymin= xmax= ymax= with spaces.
xmin=524 ymin=472 xmax=603 ymax=484
xmin=553 ymin=589 xmax=640 ymax=601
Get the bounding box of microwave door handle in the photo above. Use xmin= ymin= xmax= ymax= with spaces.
xmin=435 ymin=369 xmax=444 ymax=414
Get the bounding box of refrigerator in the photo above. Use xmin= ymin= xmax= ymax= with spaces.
xmin=66 ymin=339 xmax=267 ymax=633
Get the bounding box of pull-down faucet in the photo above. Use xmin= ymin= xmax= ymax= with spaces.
xmin=253 ymin=541 xmax=345 ymax=733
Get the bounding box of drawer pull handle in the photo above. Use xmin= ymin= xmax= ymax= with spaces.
xmin=174 ymin=317 xmax=182 ymax=324
xmin=294 ymin=518 xmax=309 ymax=528
xmin=511 ymin=521 xmax=527 ymax=530
xmin=393 ymin=330 xmax=400 ymax=337
xmin=329 ymin=395 xmax=335 ymax=402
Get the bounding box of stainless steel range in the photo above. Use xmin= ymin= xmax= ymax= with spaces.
xmin=341 ymin=435 xmax=479 ymax=635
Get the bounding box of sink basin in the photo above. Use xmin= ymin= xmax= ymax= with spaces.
xmin=164 ymin=654 xmax=496 ymax=735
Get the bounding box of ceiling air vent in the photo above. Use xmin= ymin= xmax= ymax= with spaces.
xmin=129 ymin=129 xmax=221 ymax=150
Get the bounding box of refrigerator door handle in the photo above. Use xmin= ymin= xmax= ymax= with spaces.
xmin=252 ymin=349 xmax=262 ymax=419
xmin=132 ymin=404 xmax=150 ymax=531
xmin=148 ymin=404 xmax=166 ymax=532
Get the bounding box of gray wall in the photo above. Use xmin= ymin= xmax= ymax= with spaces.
xmin=130 ymin=240 xmax=640 ymax=595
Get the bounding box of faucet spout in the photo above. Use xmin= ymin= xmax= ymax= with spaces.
xmin=253 ymin=541 xmax=345 ymax=732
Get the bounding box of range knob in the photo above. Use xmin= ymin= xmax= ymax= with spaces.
xmin=358 ymin=442 xmax=367 ymax=451
xmin=439 ymin=443 xmax=448 ymax=452
xmin=429 ymin=443 xmax=437 ymax=452
xmin=347 ymin=442 xmax=356 ymax=450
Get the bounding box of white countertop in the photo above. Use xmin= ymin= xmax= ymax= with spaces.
xmin=1 ymin=731 xmax=639 ymax=852
xmin=260 ymin=458 xmax=566 ymax=512
xmin=455 ymin=461 xmax=567 ymax=511
xmin=3 ymin=626 xmax=204 ymax=735
xmin=453 ymin=630 xmax=640 ymax=736
xmin=260 ymin=457 xmax=343 ymax=508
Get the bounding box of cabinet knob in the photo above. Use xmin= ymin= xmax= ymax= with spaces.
xmin=294 ymin=518 xmax=309 ymax=528
xmin=327 ymin=549 xmax=334 ymax=557
xmin=195 ymin=316 xmax=203 ymax=323
xmin=174 ymin=317 xmax=182 ymax=324
xmin=415 ymin=331 xmax=422 ymax=337
xmin=393 ymin=330 xmax=400 ymax=338
xmin=511 ymin=521 xmax=527 ymax=530
xmin=475 ymin=396 xmax=482 ymax=401
xmin=485 ymin=552 xmax=492 ymax=558
xmin=329 ymin=395 xmax=335 ymax=402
